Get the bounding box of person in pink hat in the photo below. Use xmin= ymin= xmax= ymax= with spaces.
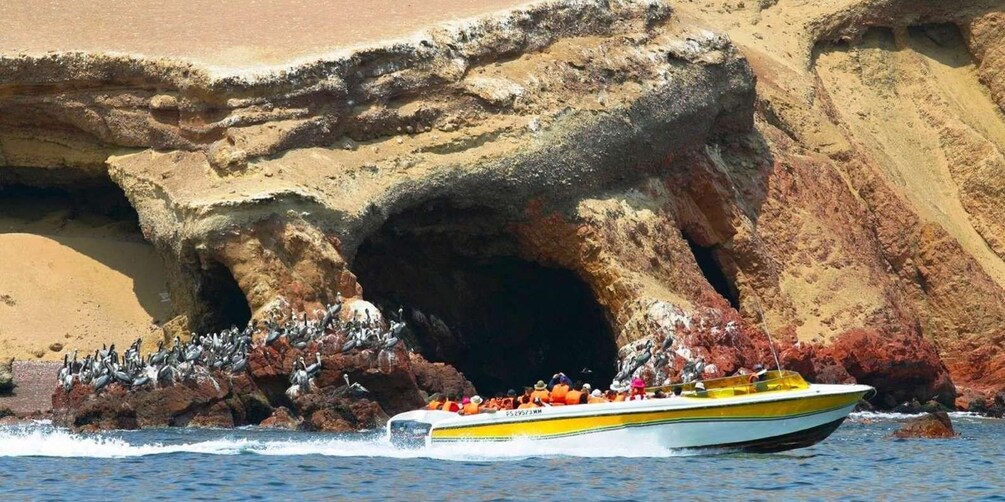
xmin=628 ymin=377 xmax=647 ymax=401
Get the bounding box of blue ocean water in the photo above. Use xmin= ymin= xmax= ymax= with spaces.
xmin=0 ymin=413 xmax=1002 ymax=500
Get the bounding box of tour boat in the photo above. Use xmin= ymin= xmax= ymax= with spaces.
xmin=387 ymin=371 xmax=873 ymax=452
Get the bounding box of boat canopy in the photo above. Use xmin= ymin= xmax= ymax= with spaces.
xmin=649 ymin=370 xmax=809 ymax=398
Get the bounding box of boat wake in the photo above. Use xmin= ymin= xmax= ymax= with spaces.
xmin=0 ymin=423 xmax=692 ymax=460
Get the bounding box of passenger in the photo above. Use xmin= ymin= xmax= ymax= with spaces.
xmin=425 ymin=393 xmax=444 ymax=410
xmin=628 ymin=377 xmax=647 ymax=401
xmin=672 ymin=386 xmax=683 ymax=397
xmin=486 ymin=392 xmax=503 ymax=411
xmin=530 ymin=380 xmax=551 ymax=404
xmin=500 ymin=389 xmax=517 ymax=410
xmin=549 ymin=374 xmax=570 ymax=405
xmin=588 ymin=389 xmax=608 ymax=404
xmin=441 ymin=394 xmax=461 ymax=412
xmin=654 ymin=390 xmax=666 ymax=399
xmin=549 ymin=372 xmax=573 ymax=388
xmin=518 ymin=397 xmax=543 ymax=409
xmin=612 ymin=383 xmax=628 ymax=402
xmin=518 ymin=386 xmax=533 ymax=406
xmin=565 ymin=381 xmax=586 ymax=405
xmin=751 ymin=364 xmax=769 ymax=392
xmin=582 ymin=383 xmax=592 ymax=396
xmin=695 ymin=381 xmax=708 ymax=397
xmin=461 ymin=395 xmax=483 ymax=415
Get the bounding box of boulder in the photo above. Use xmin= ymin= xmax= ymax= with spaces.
xmin=892 ymin=411 xmax=956 ymax=439
xmin=260 ymin=406 xmax=303 ymax=430
xmin=959 ymin=391 xmax=1005 ymax=418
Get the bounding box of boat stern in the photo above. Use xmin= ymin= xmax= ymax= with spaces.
xmin=387 ymin=410 xmax=447 ymax=448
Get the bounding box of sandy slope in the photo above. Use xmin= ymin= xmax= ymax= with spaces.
xmin=815 ymin=26 xmax=1005 ymax=286
xmin=0 ymin=0 xmax=531 ymax=69
xmin=0 ymin=213 xmax=172 ymax=362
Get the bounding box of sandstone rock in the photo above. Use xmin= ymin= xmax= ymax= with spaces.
xmin=149 ymin=94 xmax=178 ymax=110
xmin=260 ymin=406 xmax=303 ymax=430
xmin=409 ymin=353 xmax=477 ymax=399
xmin=0 ymin=356 xmax=14 ymax=395
xmin=206 ymin=141 xmax=248 ymax=174
xmin=959 ymin=391 xmax=1005 ymax=418
xmin=892 ymin=399 xmax=948 ymax=415
xmin=826 ymin=329 xmax=956 ymax=407
xmin=892 ymin=412 xmax=956 ymax=439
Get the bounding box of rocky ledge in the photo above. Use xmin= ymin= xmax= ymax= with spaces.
xmin=51 ymin=316 xmax=474 ymax=432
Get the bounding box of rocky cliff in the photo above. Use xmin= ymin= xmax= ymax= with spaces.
xmin=3 ymin=0 xmax=1005 ymax=417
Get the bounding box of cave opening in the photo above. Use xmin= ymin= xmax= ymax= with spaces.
xmin=196 ymin=260 xmax=252 ymax=333
xmin=0 ymin=180 xmax=144 ymax=230
xmin=352 ymin=201 xmax=618 ymax=394
xmin=683 ymin=235 xmax=739 ymax=309
xmin=0 ymin=177 xmax=175 ymax=359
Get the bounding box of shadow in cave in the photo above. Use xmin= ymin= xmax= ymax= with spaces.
xmin=683 ymin=234 xmax=739 ymax=309
xmin=352 ymin=201 xmax=618 ymax=394
xmin=196 ymin=260 xmax=252 ymax=333
xmin=0 ymin=181 xmax=172 ymax=321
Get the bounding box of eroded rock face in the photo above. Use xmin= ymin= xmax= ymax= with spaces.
xmin=10 ymin=0 xmax=1005 ymax=416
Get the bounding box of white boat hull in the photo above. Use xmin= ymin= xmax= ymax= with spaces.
xmin=388 ymin=382 xmax=872 ymax=453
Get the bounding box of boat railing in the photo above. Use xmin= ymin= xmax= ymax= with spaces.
xmin=648 ymin=370 xmax=809 ymax=398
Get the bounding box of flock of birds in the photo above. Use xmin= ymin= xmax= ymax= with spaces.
xmin=57 ymin=296 xmax=401 ymax=399
xmin=614 ymin=335 xmax=707 ymax=387
xmin=57 ymin=325 xmax=254 ymax=394
xmin=262 ymin=298 xmax=405 ymax=354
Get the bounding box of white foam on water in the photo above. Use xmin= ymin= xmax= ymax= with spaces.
xmin=0 ymin=425 xmax=254 ymax=458
xmin=0 ymin=424 xmax=689 ymax=460
xmin=851 ymin=411 xmax=1002 ymax=422
xmin=849 ymin=411 xmax=924 ymax=421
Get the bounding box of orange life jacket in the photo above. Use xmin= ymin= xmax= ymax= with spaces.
xmin=426 ymin=400 xmax=443 ymax=410
xmin=442 ymin=400 xmax=460 ymax=412
xmin=614 ymin=393 xmax=626 ymax=402
xmin=565 ymin=390 xmax=584 ymax=405
xmin=500 ymin=397 xmax=515 ymax=410
xmin=550 ymin=384 xmax=569 ymax=403
xmin=462 ymin=402 xmax=480 ymax=415
xmin=588 ymin=395 xmax=608 ymax=404
xmin=518 ymin=401 xmax=538 ymax=409
xmin=486 ymin=398 xmax=500 ymax=410
xmin=530 ymin=389 xmax=551 ymax=403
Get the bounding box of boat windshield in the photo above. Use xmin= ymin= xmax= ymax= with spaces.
xmin=650 ymin=370 xmax=809 ymax=398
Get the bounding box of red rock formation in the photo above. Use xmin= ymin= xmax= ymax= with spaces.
xmin=892 ymin=412 xmax=957 ymax=439
xmin=408 ymin=353 xmax=478 ymax=400
xmin=260 ymin=406 xmax=303 ymax=430
xmin=51 ymin=374 xmax=250 ymax=431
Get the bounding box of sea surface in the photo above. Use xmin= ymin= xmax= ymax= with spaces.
xmin=1 ymin=413 xmax=1002 ymax=500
